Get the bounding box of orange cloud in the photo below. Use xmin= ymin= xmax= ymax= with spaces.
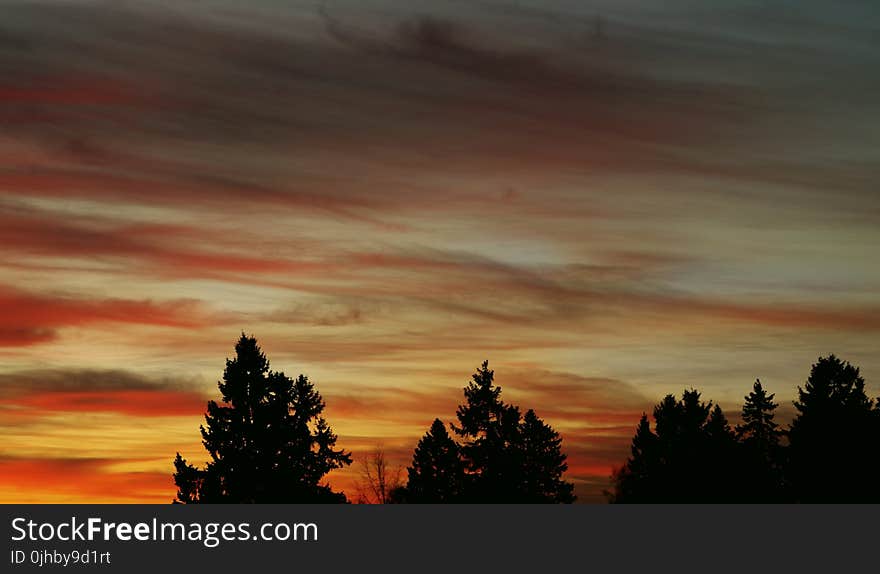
xmin=0 ymin=457 xmax=173 ymax=503
xmin=0 ymin=286 xmax=209 ymax=346
xmin=0 ymin=1 xmax=877 ymax=506
xmin=5 ymin=390 xmax=207 ymax=418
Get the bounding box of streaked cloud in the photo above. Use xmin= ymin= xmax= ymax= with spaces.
xmin=0 ymin=0 xmax=877 ymax=502
xmin=0 ymin=286 xmax=209 ymax=347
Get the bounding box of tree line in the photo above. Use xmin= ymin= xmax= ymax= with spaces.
xmin=173 ymin=334 xmax=572 ymax=503
xmin=611 ymin=354 xmax=880 ymax=503
xmin=173 ymin=335 xmax=879 ymax=503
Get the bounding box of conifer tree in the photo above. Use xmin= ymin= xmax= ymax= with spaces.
xmin=612 ymin=390 xmax=740 ymax=502
xmin=172 ymin=334 xmax=351 ymax=503
xmin=787 ymin=355 xmax=877 ymax=502
xmin=453 ymin=361 xmax=519 ymax=501
xmin=705 ymin=405 xmax=734 ymax=440
xmin=736 ymin=380 xmax=781 ymax=452
xmin=609 ymin=414 xmax=658 ymax=503
xmin=517 ymin=409 xmax=575 ymax=503
xmin=732 ymin=379 xmax=785 ymax=501
xmin=452 ymin=361 xmax=574 ymax=502
xmin=403 ymin=419 xmax=465 ymax=503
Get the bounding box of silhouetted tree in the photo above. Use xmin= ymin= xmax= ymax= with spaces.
xmin=705 ymin=403 xmax=746 ymax=498
xmin=173 ymin=452 xmax=211 ymax=504
xmin=517 ymin=409 xmax=576 ymax=503
xmin=172 ymin=334 xmax=351 ymax=503
xmin=874 ymin=398 xmax=880 ymax=485
xmin=703 ymin=403 xmax=735 ymax=455
xmin=737 ymin=380 xmax=781 ymax=453
xmin=400 ymin=419 xmax=466 ymax=503
xmin=354 ymin=447 xmax=403 ymax=504
xmin=452 ymin=361 xmax=574 ymax=503
xmin=787 ymin=355 xmax=878 ymax=502
xmin=611 ymin=389 xmax=741 ymax=502
xmin=735 ymin=379 xmax=786 ymax=501
xmin=453 ymin=361 xmax=519 ymax=501
xmin=613 ymin=355 xmax=879 ymax=503
xmin=608 ymin=414 xmax=659 ymax=503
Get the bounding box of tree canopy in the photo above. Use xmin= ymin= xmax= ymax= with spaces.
xmin=405 ymin=360 xmax=576 ymax=503
xmin=351 ymin=362 xmax=575 ymax=503
xmin=403 ymin=419 xmax=465 ymax=503
xmin=611 ymin=355 xmax=879 ymax=503
xmin=787 ymin=355 xmax=878 ymax=502
xmin=610 ymin=390 xmax=740 ymax=503
xmin=173 ymin=334 xmax=351 ymax=503
xmin=735 ymin=379 xmax=785 ymax=501
xmin=170 ymin=340 xmax=878 ymax=504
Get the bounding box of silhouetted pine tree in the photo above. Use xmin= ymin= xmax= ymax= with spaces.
xmin=704 ymin=403 xmax=745 ymax=500
xmin=452 ymin=361 xmax=574 ymax=502
xmin=613 ymin=357 xmax=879 ymax=503
xmin=172 ymin=334 xmax=351 ymax=503
xmin=735 ymin=380 xmax=785 ymax=501
xmin=453 ymin=360 xmax=518 ymax=501
xmin=703 ymin=403 xmax=736 ymax=457
xmin=402 ymin=419 xmax=465 ymax=503
xmin=787 ymin=355 xmax=878 ymax=502
xmin=517 ymin=409 xmax=575 ymax=503
xmin=611 ymin=390 xmax=741 ymax=502
xmin=609 ymin=414 xmax=659 ymax=503
xmin=736 ymin=380 xmax=781 ymax=453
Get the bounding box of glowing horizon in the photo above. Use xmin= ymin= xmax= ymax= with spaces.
xmin=1 ymin=0 xmax=878 ymax=503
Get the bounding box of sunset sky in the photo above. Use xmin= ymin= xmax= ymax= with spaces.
xmin=1 ymin=0 xmax=878 ymax=503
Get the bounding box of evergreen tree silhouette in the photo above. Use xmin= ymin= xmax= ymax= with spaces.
xmin=704 ymin=403 xmax=744 ymax=499
xmin=736 ymin=379 xmax=785 ymax=501
xmin=402 ymin=419 xmax=466 ymax=503
xmin=787 ymin=355 xmax=878 ymax=502
xmin=453 ymin=361 xmax=519 ymax=501
xmin=608 ymin=414 xmax=659 ymax=502
xmin=452 ymin=361 xmax=574 ymax=503
xmin=611 ymin=390 xmax=740 ymax=502
xmin=736 ymin=380 xmax=781 ymax=453
xmin=172 ymin=334 xmax=351 ymax=503
xmin=612 ymin=356 xmax=878 ymax=503
xmin=517 ymin=409 xmax=575 ymax=503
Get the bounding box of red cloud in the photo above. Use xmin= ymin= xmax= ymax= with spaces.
xmin=0 ymin=286 xmax=208 ymax=346
xmin=0 ymin=327 xmax=57 ymax=347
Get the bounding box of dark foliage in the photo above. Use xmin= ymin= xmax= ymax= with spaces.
xmin=516 ymin=409 xmax=576 ymax=503
xmin=736 ymin=379 xmax=786 ymax=501
xmin=451 ymin=361 xmax=575 ymax=503
xmin=787 ymin=355 xmax=879 ymax=503
xmin=610 ymin=390 xmax=741 ymax=502
xmin=400 ymin=419 xmax=465 ymax=503
xmin=172 ymin=334 xmax=351 ymax=503
xmin=612 ymin=355 xmax=879 ymax=503
xmin=395 ymin=361 xmax=575 ymax=503
xmin=170 ymin=339 xmax=878 ymax=504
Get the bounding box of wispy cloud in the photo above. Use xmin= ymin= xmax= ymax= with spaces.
xmin=0 ymin=286 xmax=209 ymax=347
xmin=0 ymin=0 xmax=877 ymax=502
